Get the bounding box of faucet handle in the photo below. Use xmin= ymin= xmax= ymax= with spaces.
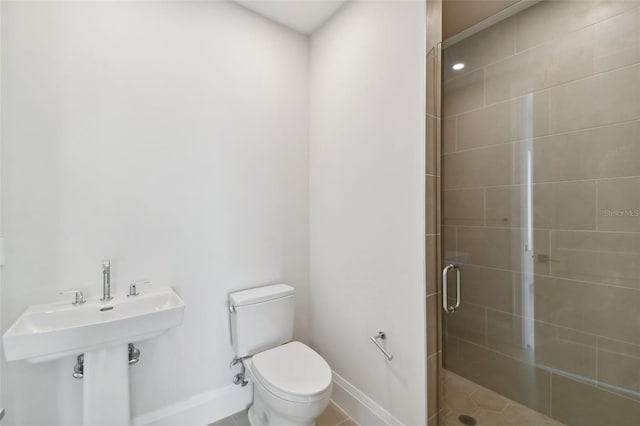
xmin=59 ymin=289 xmax=86 ymax=305
xmin=128 ymin=280 xmax=151 ymax=297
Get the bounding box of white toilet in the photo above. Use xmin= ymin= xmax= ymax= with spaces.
xmin=229 ymin=284 xmax=332 ymax=426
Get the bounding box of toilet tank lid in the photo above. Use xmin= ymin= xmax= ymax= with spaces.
xmin=229 ymin=284 xmax=294 ymax=307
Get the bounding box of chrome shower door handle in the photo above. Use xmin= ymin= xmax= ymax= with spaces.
xmin=442 ymin=264 xmax=461 ymax=313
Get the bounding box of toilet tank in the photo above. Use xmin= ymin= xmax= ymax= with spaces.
xmin=229 ymin=284 xmax=295 ymax=358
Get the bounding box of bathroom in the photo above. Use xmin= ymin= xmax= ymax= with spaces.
xmin=1 ymin=0 xmax=639 ymax=425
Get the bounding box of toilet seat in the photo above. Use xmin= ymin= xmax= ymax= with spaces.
xmin=250 ymin=341 xmax=332 ymax=403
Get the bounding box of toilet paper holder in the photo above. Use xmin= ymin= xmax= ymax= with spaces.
xmin=370 ymin=332 xmax=394 ymax=361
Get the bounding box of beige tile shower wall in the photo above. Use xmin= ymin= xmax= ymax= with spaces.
xmin=442 ymin=1 xmax=640 ymax=424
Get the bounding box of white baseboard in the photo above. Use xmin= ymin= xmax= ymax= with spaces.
xmin=132 ymin=384 xmax=252 ymax=426
xmin=132 ymin=372 xmax=401 ymax=426
xmin=331 ymin=371 xmax=403 ymax=426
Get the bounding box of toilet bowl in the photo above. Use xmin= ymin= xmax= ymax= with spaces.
xmin=245 ymin=341 xmax=332 ymax=426
xmin=228 ymin=284 xmax=333 ymax=426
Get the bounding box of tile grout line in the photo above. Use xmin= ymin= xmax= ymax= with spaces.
xmin=595 ymin=180 xmax=599 ymax=232
xmin=595 ymin=346 xmax=640 ymax=359
xmin=443 ymin=173 xmax=640 ymax=192
xmin=484 ymin=307 xmax=488 ymax=347
xmin=444 ymin=222 xmax=639 ymax=239
xmin=547 ymin=70 xmax=552 ymax=151
xmin=595 ymin=336 xmax=599 ymax=387
xmin=445 ymin=38 xmax=640 ymax=115
xmin=512 ymin=3 xmax=639 ymax=58
xmin=442 ymin=117 xmax=640 ymax=157
xmin=548 ymin=230 xmax=554 ymax=277
xmin=454 ymin=299 xmax=630 ymax=354
xmin=445 ymin=57 xmax=640 ymax=121
xmin=460 ymin=298 xmax=632 ymax=350
xmin=453 ymin=338 xmax=640 ymax=406
xmin=454 ymin=225 xmax=458 ymax=263
xmin=550 ymin=371 xmax=553 ymax=420
xmin=482 ymin=65 xmax=487 ymax=108
xmin=511 ymin=138 xmax=516 ymax=186
xmin=482 ymin=187 xmax=487 ymax=227
xmin=453 ymin=114 xmax=458 ymax=153
xmin=513 ymin=13 xmax=517 ymax=58
xmin=445 ymin=258 xmax=640 ymax=292
xmin=443 ymin=222 xmax=640 ymax=236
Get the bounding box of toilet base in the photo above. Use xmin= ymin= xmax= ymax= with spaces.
xmin=247 ymin=380 xmax=331 ymax=426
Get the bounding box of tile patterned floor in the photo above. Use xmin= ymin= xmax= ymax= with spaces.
xmin=209 ymin=371 xmax=559 ymax=426
xmin=443 ymin=370 xmax=565 ymax=426
xmin=210 ymin=401 xmax=357 ymax=426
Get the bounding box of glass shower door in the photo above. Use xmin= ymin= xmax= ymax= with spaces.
xmin=440 ymin=1 xmax=640 ymax=424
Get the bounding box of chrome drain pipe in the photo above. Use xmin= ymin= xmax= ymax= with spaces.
xmin=73 ymin=354 xmax=84 ymax=379
xmin=128 ymin=343 xmax=141 ymax=365
xmin=72 ymin=345 xmax=140 ymax=379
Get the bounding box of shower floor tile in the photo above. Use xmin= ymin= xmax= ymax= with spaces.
xmin=443 ymin=370 xmax=565 ymax=426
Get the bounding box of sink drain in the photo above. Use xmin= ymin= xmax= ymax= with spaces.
xmin=458 ymin=414 xmax=477 ymax=425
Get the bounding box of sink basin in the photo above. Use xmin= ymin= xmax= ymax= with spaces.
xmin=3 ymin=286 xmax=185 ymax=363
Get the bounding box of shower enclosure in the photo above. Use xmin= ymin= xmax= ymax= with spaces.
xmin=436 ymin=0 xmax=640 ymax=424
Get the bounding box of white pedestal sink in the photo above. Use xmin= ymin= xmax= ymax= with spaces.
xmin=83 ymin=344 xmax=131 ymax=425
xmin=3 ymin=287 xmax=185 ymax=425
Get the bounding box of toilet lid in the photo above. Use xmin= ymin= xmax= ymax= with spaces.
xmin=251 ymin=341 xmax=332 ymax=401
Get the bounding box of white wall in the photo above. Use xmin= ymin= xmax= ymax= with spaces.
xmin=0 ymin=2 xmax=309 ymax=425
xmin=1 ymin=1 xmax=427 ymax=425
xmin=309 ymin=1 xmax=427 ymax=425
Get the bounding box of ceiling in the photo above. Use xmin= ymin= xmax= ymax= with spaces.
xmin=234 ymin=0 xmax=529 ymax=41
xmin=443 ymin=0 xmax=520 ymax=39
xmin=233 ymin=0 xmax=348 ymax=34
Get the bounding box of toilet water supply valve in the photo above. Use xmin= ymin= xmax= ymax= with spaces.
xmin=230 ymin=357 xmax=249 ymax=387
xmin=71 ymin=344 xmax=141 ymax=379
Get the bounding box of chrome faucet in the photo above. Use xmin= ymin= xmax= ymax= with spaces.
xmin=101 ymin=259 xmax=113 ymax=301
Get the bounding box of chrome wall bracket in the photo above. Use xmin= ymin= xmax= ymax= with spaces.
xmin=73 ymin=354 xmax=84 ymax=379
xmin=128 ymin=343 xmax=141 ymax=365
xmin=230 ymin=357 xmax=249 ymax=386
xmin=370 ymin=331 xmax=394 ymax=361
